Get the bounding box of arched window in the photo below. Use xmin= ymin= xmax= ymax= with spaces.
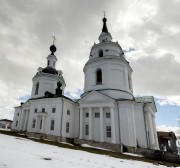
xmin=96 ymin=69 xmax=102 ymax=85
xmin=35 ymin=82 xmax=39 ymax=95
xmin=47 ymin=60 xmax=50 ymax=66
xmin=53 ymin=61 xmax=56 ymax=66
xmin=99 ymin=50 xmax=103 ymax=57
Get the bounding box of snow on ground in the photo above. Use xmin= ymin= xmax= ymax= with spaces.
xmin=123 ymin=152 xmax=144 ymax=157
xmin=81 ymin=144 xmax=112 ymax=151
xmin=0 ymin=134 xmax=178 ymax=168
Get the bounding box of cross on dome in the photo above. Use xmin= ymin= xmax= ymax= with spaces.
xmin=50 ymin=36 xmax=57 ymax=55
xmin=52 ymin=36 xmax=56 ymax=44
xmin=102 ymin=12 xmax=108 ymax=33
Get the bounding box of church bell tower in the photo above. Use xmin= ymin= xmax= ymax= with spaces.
xmin=31 ymin=39 xmax=66 ymax=99
xmin=82 ymin=16 xmax=133 ymax=99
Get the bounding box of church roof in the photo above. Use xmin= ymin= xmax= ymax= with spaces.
xmin=42 ymin=67 xmax=58 ymax=75
xmin=135 ymin=96 xmax=157 ymax=112
xmin=29 ymin=94 xmax=74 ymax=102
xmin=102 ymin=17 xmax=108 ymax=33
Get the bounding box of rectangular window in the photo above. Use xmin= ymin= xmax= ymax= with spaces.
xmin=53 ymin=61 xmax=56 ymax=66
xmin=85 ymin=113 xmax=89 ymax=118
xmin=32 ymin=119 xmax=36 ymax=128
xmin=40 ymin=119 xmax=42 ymax=129
xmin=67 ymin=110 xmax=70 ymax=115
xmin=85 ymin=124 xmax=89 ymax=135
xmin=95 ymin=113 xmax=100 ymax=118
xmin=106 ymin=126 xmax=111 ymax=138
xmin=52 ymin=108 xmax=56 ymax=113
xmin=66 ymin=122 xmax=69 ymax=133
xmin=15 ymin=121 xmax=18 ymax=127
xmin=50 ymin=120 xmax=55 ymax=130
xmin=17 ymin=113 xmax=19 ymax=116
xmin=34 ymin=108 xmax=37 ymax=113
xmin=42 ymin=108 xmax=45 ymax=113
xmin=106 ymin=113 xmax=110 ymax=118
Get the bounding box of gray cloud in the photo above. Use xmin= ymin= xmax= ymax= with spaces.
xmin=0 ymin=0 xmax=180 ymax=119
xmin=129 ymin=53 xmax=180 ymax=96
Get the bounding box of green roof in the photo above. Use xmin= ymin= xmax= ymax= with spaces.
xmin=135 ymin=96 xmax=154 ymax=103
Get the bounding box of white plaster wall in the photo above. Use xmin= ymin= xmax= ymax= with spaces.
xmin=81 ymin=105 xmax=120 ymax=144
xmin=114 ymin=104 xmax=120 ymax=144
xmin=118 ymin=101 xmax=137 ymax=147
xmin=28 ymin=98 xmax=62 ymax=136
xmin=27 ymin=97 xmax=78 ymax=139
xmin=47 ymin=55 xmax=57 ymax=68
xmin=84 ymin=58 xmax=133 ymax=99
xmin=92 ymin=107 xmax=101 ymax=141
xmin=61 ymin=100 xmax=79 ymax=138
xmin=11 ymin=107 xmax=21 ymax=130
xmin=31 ymin=77 xmax=56 ymax=98
xmin=90 ymin=42 xmax=123 ymax=59
xmin=134 ymin=103 xmax=148 ymax=148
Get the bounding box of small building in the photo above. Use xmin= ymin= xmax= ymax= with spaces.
xmin=157 ymin=131 xmax=178 ymax=154
xmin=0 ymin=119 xmax=13 ymax=129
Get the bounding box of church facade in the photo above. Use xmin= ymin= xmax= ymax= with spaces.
xmin=12 ymin=17 xmax=159 ymax=152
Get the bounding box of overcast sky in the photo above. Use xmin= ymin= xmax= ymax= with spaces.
xmin=0 ymin=0 xmax=179 ymax=133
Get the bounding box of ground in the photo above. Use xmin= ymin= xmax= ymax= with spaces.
xmin=0 ymin=134 xmax=179 ymax=168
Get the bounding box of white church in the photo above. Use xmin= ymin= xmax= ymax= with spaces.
xmin=12 ymin=16 xmax=159 ymax=153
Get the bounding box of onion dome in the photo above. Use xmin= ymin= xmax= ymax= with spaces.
xmin=42 ymin=67 xmax=58 ymax=75
xmin=50 ymin=44 xmax=57 ymax=55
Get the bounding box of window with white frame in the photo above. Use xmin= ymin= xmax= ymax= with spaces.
xmin=85 ymin=113 xmax=89 ymax=118
xmin=106 ymin=112 xmax=110 ymax=118
xmin=67 ymin=110 xmax=70 ymax=115
xmin=40 ymin=119 xmax=42 ymax=129
xmin=15 ymin=121 xmax=18 ymax=127
xmin=85 ymin=124 xmax=89 ymax=135
xmin=17 ymin=113 xmax=19 ymax=116
xmin=42 ymin=108 xmax=45 ymax=113
xmin=50 ymin=120 xmax=55 ymax=130
xmin=34 ymin=108 xmax=37 ymax=113
xmin=32 ymin=119 xmax=36 ymax=128
xmin=47 ymin=60 xmax=50 ymax=66
xmin=66 ymin=122 xmax=69 ymax=133
xmin=95 ymin=113 xmax=100 ymax=118
xmin=96 ymin=69 xmax=102 ymax=85
xmin=52 ymin=108 xmax=56 ymax=113
xmin=35 ymin=82 xmax=39 ymax=95
xmin=106 ymin=126 xmax=111 ymax=137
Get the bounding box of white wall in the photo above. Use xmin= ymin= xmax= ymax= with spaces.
xmin=83 ymin=57 xmax=133 ymax=99
xmin=118 ymin=101 xmax=137 ymax=147
xmin=134 ymin=103 xmax=148 ymax=148
xmin=11 ymin=107 xmax=21 ymax=130
xmin=90 ymin=42 xmax=123 ymax=59
xmin=31 ymin=73 xmax=65 ymax=99
xmin=27 ymin=97 xmax=79 ymax=139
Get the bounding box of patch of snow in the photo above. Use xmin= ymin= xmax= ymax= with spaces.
xmin=123 ymin=152 xmax=144 ymax=157
xmin=81 ymin=144 xmax=113 ymax=151
xmin=0 ymin=134 xmax=179 ymax=168
xmin=60 ymin=142 xmax=74 ymax=146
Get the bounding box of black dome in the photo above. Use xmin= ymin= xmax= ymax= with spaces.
xmin=50 ymin=44 xmax=56 ymax=55
xmin=42 ymin=67 xmax=58 ymax=75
